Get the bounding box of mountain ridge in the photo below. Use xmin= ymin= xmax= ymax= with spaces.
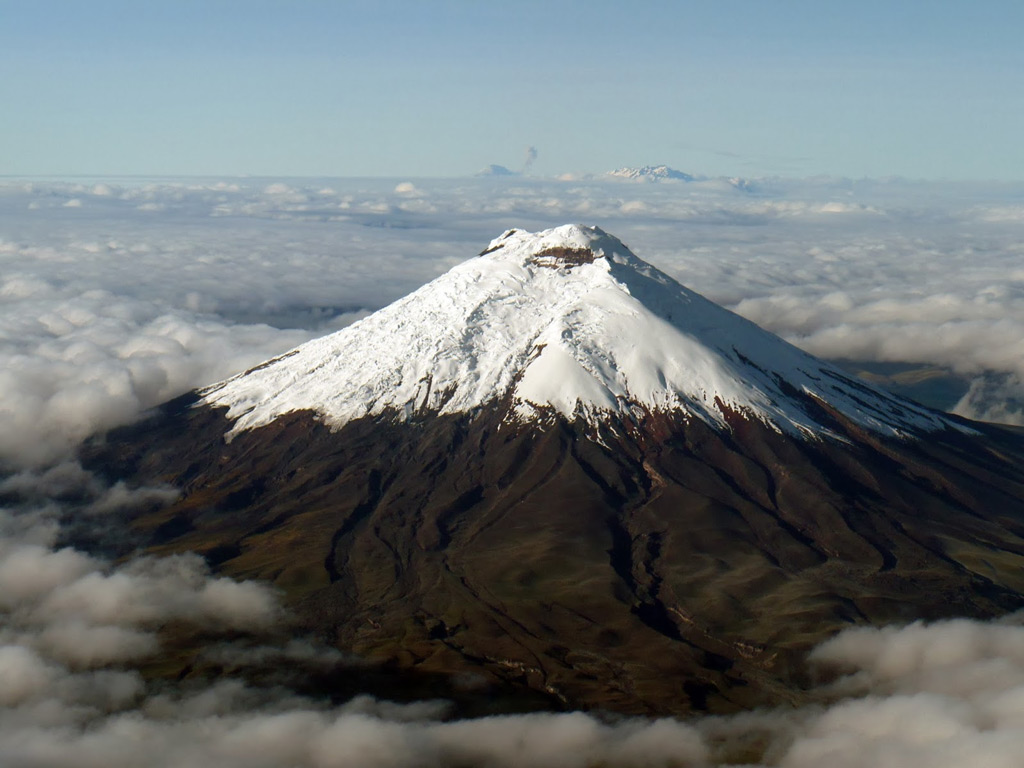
xmin=607 ymin=165 xmax=696 ymax=181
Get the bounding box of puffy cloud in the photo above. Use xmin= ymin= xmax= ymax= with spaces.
xmin=424 ymin=713 xmax=708 ymax=768
xmin=954 ymin=373 xmax=1024 ymax=425
xmin=6 ymin=608 xmax=1024 ymax=767
xmin=393 ymin=181 xmax=420 ymax=196
xmin=0 ymin=501 xmax=281 ymax=677
xmin=34 ymin=621 xmax=159 ymax=667
xmin=0 ymin=289 xmax=313 ymax=467
xmin=25 ymin=554 xmax=279 ymax=635
xmin=0 ymin=645 xmax=54 ymax=706
xmin=760 ymin=618 xmax=1024 ymax=768
xmin=0 ymin=544 xmax=96 ymax=608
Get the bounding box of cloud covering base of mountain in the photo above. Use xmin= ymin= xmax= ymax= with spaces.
xmin=4 ymin=479 xmax=1024 ymax=768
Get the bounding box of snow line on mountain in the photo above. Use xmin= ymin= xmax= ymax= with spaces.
xmin=200 ymin=225 xmax=963 ymax=440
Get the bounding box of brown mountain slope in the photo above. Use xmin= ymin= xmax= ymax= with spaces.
xmin=83 ymin=392 xmax=1024 ymax=716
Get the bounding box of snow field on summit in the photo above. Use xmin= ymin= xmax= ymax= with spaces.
xmin=201 ymin=225 xmax=959 ymax=440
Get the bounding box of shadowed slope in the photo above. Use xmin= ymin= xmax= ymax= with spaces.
xmin=85 ymin=393 xmax=1024 ymax=715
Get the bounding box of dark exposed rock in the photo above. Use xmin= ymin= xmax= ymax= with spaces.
xmin=82 ymin=397 xmax=1024 ymax=716
xmin=527 ymin=246 xmax=597 ymax=269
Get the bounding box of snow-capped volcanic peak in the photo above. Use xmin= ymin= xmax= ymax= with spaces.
xmin=607 ymin=165 xmax=694 ymax=181
xmin=201 ymin=225 xmax=960 ymax=440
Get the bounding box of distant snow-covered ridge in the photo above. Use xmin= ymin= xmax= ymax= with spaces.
xmin=606 ymin=165 xmax=755 ymax=191
xmin=201 ymin=224 xmax=961 ymax=441
xmin=607 ymin=165 xmax=696 ymax=181
xmin=475 ymin=164 xmax=519 ymax=177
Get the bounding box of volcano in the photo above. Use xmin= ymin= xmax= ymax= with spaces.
xmin=87 ymin=225 xmax=1024 ymax=715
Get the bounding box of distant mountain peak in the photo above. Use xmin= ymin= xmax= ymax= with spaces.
xmin=200 ymin=224 xmax=961 ymax=442
xmin=607 ymin=165 xmax=695 ymax=181
xmin=475 ymin=164 xmax=518 ymax=177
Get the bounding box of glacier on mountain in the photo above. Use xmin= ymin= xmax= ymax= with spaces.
xmin=200 ymin=225 xmax=961 ymax=440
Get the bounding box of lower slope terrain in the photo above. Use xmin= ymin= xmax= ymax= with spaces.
xmin=85 ymin=393 xmax=1024 ymax=715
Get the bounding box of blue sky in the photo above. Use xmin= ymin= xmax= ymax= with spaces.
xmin=3 ymin=0 xmax=1023 ymax=179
